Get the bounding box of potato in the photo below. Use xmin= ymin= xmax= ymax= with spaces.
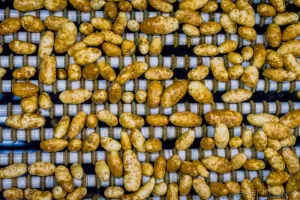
xmin=91 ymin=18 xmax=112 ymax=31
xmin=57 ymin=69 xmax=67 ymax=79
xmin=119 ymin=112 xmax=144 ymax=129
xmin=179 ymin=0 xmax=208 ymax=10
xmin=284 ymin=54 xmax=300 ymax=78
xmin=147 ymin=81 xmax=163 ymax=108
xmin=101 ymin=137 xmax=121 ymax=152
xmin=282 ymin=23 xmax=300 ymax=41
xmin=104 ymin=186 xmax=124 ymax=198
xmin=161 ymin=80 xmax=188 ymax=107
xmin=229 ymin=6 xmax=255 ymax=27
xmin=111 ymin=11 xmax=127 ymax=35
xmin=40 ymin=138 xmax=68 ymax=152
xmin=9 ymin=40 xmax=36 ymax=54
xmin=289 ymin=190 xmax=300 ymax=200
xmin=244 ymin=159 xmax=265 ymax=170
xmin=267 ymin=50 xmax=284 ymax=69
xmin=138 ymin=36 xmax=150 ymax=55
xmin=124 ymin=178 xmax=156 ymax=200
xmin=228 ymin=52 xmax=243 ymax=64
xmin=182 ymin=24 xmax=200 ymax=36
xmin=286 ymin=171 xmax=300 ymax=192
xmin=127 ymin=20 xmax=140 ymax=32
xmin=263 ymin=68 xmax=295 ymax=81
xmin=68 ymin=112 xmax=87 ymax=138
xmin=210 ymin=182 xmax=229 ymax=197
xmin=0 ymin=18 xmax=21 ymax=35
xmin=39 ymin=56 xmax=56 ymax=85
xmin=82 ymin=132 xmax=100 ymax=152
xmin=97 ymin=110 xmax=118 ymax=127
xmin=70 ymin=163 xmax=83 ymax=180
xmin=194 ymin=44 xmax=218 ymax=56
xmin=281 ymin=135 xmax=296 ymax=147
xmin=85 ymin=114 xmax=98 ymax=128
xmin=95 ymin=160 xmax=110 ymax=181
xmin=21 ymin=95 xmax=38 ymax=113
xmin=118 ymin=1 xmax=132 ymax=12
xmin=218 ymin=40 xmax=238 ymax=54
xmin=266 ymin=171 xmax=289 ymax=186
xmin=282 ymin=148 xmax=300 ymax=173
xmin=0 ymin=163 xmax=27 ymax=178
xmin=222 ymin=89 xmax=252 ymax=103
xmin=108 ymin=82 xmax=122 ymax=103
xmin=38 ymin=31 xmax=54 ymax=58
xmin=193 ymin=178 xmax=211 ymax=199
xmin=59 ymin=89 xmax=92 ymax=104
xmin=274 ymin=12 xmax=299 ymax=26
xmin=97 ymin=61 xmax=116 ymax=82
xmin=252 ymin=44 xmax=267 ymax=69
xmin=44 ymin=0 xmax=67 ymax=11
xmin=123 ymin=150 xmax=142 ymax=192
xmin=102 ymin=42 xmax=121 ymax=57
xmin=54 ymin=22 xmax=77 ymax=53
xmin=280 ymin=109 xmax=300 ymax=128
xmin=204 ymin=109 xmax=243 ymax=128
xmin=3 ymin=188 xmax=23 ymax=200
xmin=6 ymin=113 xmax=45 ymax=129
xmin=68 ymin=42 xmax=87 ymax=57
xmin=241 ymin=46 xmax=253 ymax=61
xmin=79 ymin=22 xmax=94 ymax=35
xmin=82 ymin=63 xmax=100 ymax=80
xmin=54 ymin=116 xmax=70 ymax=139
xmin=145 ymin=138 xmax=162 ymax=152
xmin=252 ymin=177 xmax=268 ymax=196
xmin=263 ymin=122 xmax=291 ymax=140
xmin=225 ymin=181 xmax=240 ymax=195
xmin=192 ymin=160 xmax=209 ymax=177
xmin=146 ymin=115 xmax=168 ymax=127
xmin=121 ymin=133 xmax=131 ymax=150
xmin=257 ymin=4 xmax=276 ymax=17
xmin=148 ymin=0 xmax=172 ymax=12
xmin=166 ymin=183 xmax=178 ymax=200
xmin=220 ymin=0 xmax=235 ymax=13
xmin=200 ymin=22 xmax=222 ymax=35
xmin=200 ymin=137 xmax=215 ymax=150
xmin=175 ymin=10 xmax=203 ymax=26
xmin=228 ymin=65 xmax=243 ymax=80
xmin=12 ymin=66 xmax=36 ymax=79
xmin=241 ymin=179 xmax=255 ymax=200
xmin=24 ymin=189 xmax=52 ymax=200
xmin=166 ymin=154 xmax=181 ymax=172
xmin=130 ymin=128 xmax=146 ymax=152
xmin=264 ymin=148 xmax=285 ymax=171
xmin=202 ymin=156 xmax=231 ymax=173
xmin=83 ymin=32 xmax=104 ymax=46
xmin=152 ymin=182 xmax=167 ymax=196
xmin=277 ymin=40 xmax=300 ymax=57
xmin=116 ymin=61 xmax=148 ymax=85
xmin=108 ymin=151 xmax=123 ymax=177
xmin=210 ymin=57 xmax=228 ymax=82
xmin=213 ymin=123 xmax=229 ymax=148
xmin=238 ymin=26 xmax=257 ymax=41
xmin=67 ymin=64 xmax=81 ymax=81
xmin=149 ymin=37 xmax=163 ymax=56
xmin=121 ymin=40 xmax=136 ymax=56
xmin=201 ymin=1 xmax=218 ymax=13
xmin=135 ymin=90 xmax=147 ymax=103
xmin=179 ymin=174 xmax=192 ymax=196
xmin=68 ymin=139 xmax=82 ymax=152
xmin=21 ymin=15 xmax=44 ymax=32
xmin=187 ymin=65 xmax=209 ymax=81
xmin=188 ymin=81 xmax=213 ymax=104
xmin=145 ymin=67 xmax=173 ymax=81
xmin=28 ymin=162 xmax=55 ymax=176
xmin=180 ymin=161 xmax=198 ymax=177
xmin=69 ymin=0 xmax=91 ymax=12
xmin=55 ymin=165 xmax=74 ymax=192
xmin=140 ymin=16 xmax=179 ymax=34
xmin=12 ymin=82 xmax=38 ymax=98
xmin=153 ymin=155 xmax=166 ymax=179
xmin=268 ymin=185 xmax=285 ymax=195
xmin=122 ymin=92 xmax=134 ymax=103
xmin=220 ymin=13 xmax=237 ymax=34
xmin=173 ymin=129 xmax=195 ymax=150
xmin=247 ymin=113 xmax=279 ymax=127
xmin=169 ymin=111 xmax=202 ymax=127
xmin=13 ymin=0 xmax=44 ymax=11
xmin=66 ymin=187 xmax=87 ymax=200
xmin=102 ymin=30 xmax=123 ymax=45
xmin=73 ymin=48 xmax=102 ymax=65
xmin=266 ymin=24 xmax=282 ymax=48
xmin=241 ymin=65 xmax=259 ymax=87
xmin=270 ymin=0 xmax=285 ymax=12
xmin=253 ymin=130 xmax=268 ymax=151
xmin=104 ymin=1 xmax=118 ymax=19
xmin=142 ymin=162 xmax=154 ymax=177
xmin=44 ymin=16 xmax=69 ymax=32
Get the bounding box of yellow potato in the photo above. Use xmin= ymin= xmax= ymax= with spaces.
xmin=101 ymin=137 xmax=121 ymax=152
xmin=39 ymin=56 xmax=56 ymax=85
xmin=282 ymin=148 xmax=300 ymax=173
xmin=83 ymin=32 xmax=104 ymax=46
xmin=59 ymin=89 xmax=92 ymax=104
xmin=284 ymin=54 xmax=300 ymax=79
xmin=21 ymin=15 xmax=44 ymax=32
xmin=5 ymin=113 xmax=45 ymax=129
xmin=225 ymin=181 xmax=240 ymax=195
xmin=108 ymin=82 xmax=122 ymax=103
xmin=70 ymin=163 xmax=84 ymax=180
xmin=228 ymin=65 xmax=244 ymax=80
xmin=24 ymin=189 xmax=52 ymax=200
xmin=282 ymin=22 xmax=300 ymax=41
xmin=127 ymin=20 xmax=140 ymax=32
xmin=267 ymin=23 xmax=282 ymax=48
xmin=112 ymin=12 xmax=127 ymax=35
xmin=68 ymin=139 xmax=82 ymax=152
xmin=218 ymin=40 xmax=238 ymax=54
xmin=140 ymin=16 xmax=179 ymax=34
xmin=120 ymin=131 xmax=132 ymax=150
xmin=263 ymin=68 xmax=296 ymax=82
xmin=68 ymin=42 xmax=87 ymax=57
xmin=264 ymin=148 xmax=285 ymax=171
xmin=12 ymin=66 xmax=36 ymax=79
xmin=274 ymin=12 xmax=299 ymax=26
xmin=118 ymin=1 xmax=132 ymax=12
xmin=161 ymin=80 xmax=188 ymax=107
xmin=104 ymin=186 xmax=124 ymax=198
xmin=119 ymin=112 xmax=144 ymax=129
xmin=229 ymin=6 xmax=255 ymax=27
xmin=175 ymin=129 xmax=195 ymax=150
xmin=253 ymin=130 xmax=268 ymax=151
xmin=9 ymin=40 xmax=36 ymax=55
xmin=268 ymin=185 xmax=285 ymax=195
xmin=79 ymin=22 xmax=94 ymax=35
xmin=244 ymin=159 xmax=265 ymax=170
xmin=69 ymin=0 xmax=91 ymax=12
xmin=220 ymin=13 xmax=237 ymax=34
xmin=231 ymin=153 xmax=247 ymax=170
xmin=241 ymin=46 xmax=254 ymax=61
xmin=252 ymin=177 xmax=268 ymax=196
xmin=145 ymin=67 xmax=173 ymax=81
xmin=266 ymin=171 xmax=289 ymax=186
xmin=220 ymin=0 xmax=235 ymax=13
xmin=12 ymin=82 xmax=39 ymax=98
xmin=247 ymin=113 xmax=279 ymax=127
xmin=95 ymin=160 xmax=110 ymax=181
xmin=202 ymin=156 xmax=232 ymax=173
xmin=122 ymin=177 xmax=155 ymax=200
xmin=277 ymin=40 xmax=300 ymax=57
xmin=138 ymin=36 xmax=150 ymax=55
xmin=121 ymin=92 xmax=134 ymax=103
xmin=116 ymin=61 xmax=148 ymax=85
xmin=108 ymin=151 xmax=123 ymax=177
xmin=193 ymin=44 xmax=218 ymax=56
xmin=241 ymin=65 xmax=259 ymax=87
xmin=257 ymin=4 xmax=276 ymax=17
xmin=188 ymin=81 xmax=214 ymax=104
xmin=179 ymin=0 xmax=208 ymax=10
xmin=145 ymin=138 xmax=162 ymax=152
xmin=38 ymin=31 xmax=54 ymax=58
xmin=55 ymin=165 xmax=74 ymax=193
xmin=130 ymin=128 xmax=146 ymax=152
xmin=267 ymin=138 xmax=281 ymax=151
xmin=180 ymin=161 xmax=198 ymax=176
xmin=97 ymin=110 xmax=118 ymax=127
xmin=241 ymin=179 xmax=255 ymax=200
xmin=135 ymin=90 xmax=147 ymax=103
xmin=123 ymin=150 xmax=142 ymax=192
xmin=228 ymin=52 xmax=243 ymax=64
xmin=21 ymin=94 xmax=38 ymax=113
xmin=147 ymin=81 xmax=163 ymax=108
xmin=210 ymin=182 xmax=229 ymax=197
xmin=169 ymin=111 xmax=202 ymax=127
xmin=121 ymin=40 xmax=136 ymax=56
xmin=148 ymin=0 xmax=172 ymax=12
xmin=179 ymin=174 xmax=192 ymax=196
xmin=3 ymin=188 xmax=23 ymax=200
xmin=141 ymin=162 xmax=154 ymax=176
xmin=193 ymin=178 xmax=211 ymax=199
xmin=182 ymin=24 xmax=200 ymax=37
xmin=82 ymin=132 xmax=100 ymax=153
xmin=280 ymin=109 xmax=300 ymax=128
xmin=210 ymin=57 xmax=228 ymax=82
xmin=66 ymin=187 xmax=87 ymax=200
xmin=152 ymin=182 xmax=167 ymax=196
xmin=91 ymin=18 xmax=112 ymax=31
xmin=44 ymin=0 xmax=67 ymax=11
xmin=149 ymin=37 xmax=163 ymax=56
xmin=0 ymin=18 xmax=21 ymax=35
xmin=222 ymin=88 xmax=252 ymax=103
xmin=73 ymin=47 xmax=102 ymax=65
xmin=85 ymin=114 xmax=98 ymax=128
xmin=0 ymin=163 xmax=27 ymax=178
xmin=40 ymin=138 xmax=68 ymax=152
xmin=201 ymin=1 xmax=218 ymax=13
xmin=54 ymin=116 xmax=70 ymax=139
xmin=288 ymin=190 xmax=300 ymax=200
xmin=54 ymin=22 xmax=77 ymax=53
xmin=67 ymin=111 xmax=87 ymax=139
xmin=146 ymin=115 xmax=169 ymax=127
xmin=44 ymin=16 xmax=69 ymax=32
xmin=166 ymin=154 xmax=182 ymax=172
xmin=97 ymin=61 xmax=116 ymax=82
xmin=267 ymin=50 xmax=284 ymax=69
xmin=204 ymin=109 xmax=243 ymax=128
xmin=286 ymin=171 xmax=300 ymax=193
xmin=270 ymin=0 xmax=285 ymax=12
xmin=67 ymin=64 xmax=81 ymax=81
xmin=238 ymin=26 xmax=257 ymax=41
xmin=214 ymin=123 xmax=229 ymax=148
xmin=13 ymin=0 xmax=44 ymax=11
xmin=193 ymin=160 xmax=209 ymax=177
xmin=28 ymin=162 xmax=55 ymax=176
xmin=175 ymin=10 xmax=203 ymax=26
xmin=263 ymin=122 xmax=291 ymax=140
xmin=102 ymin=42 xmax=121 ymax=57
xmin=102 ymin=30 xmax=123 ymax=45
xmin=200 ymin=21 xmax=222 ymax=35
xmin=253 ymin=44 xmax=267 ymax=69
xmin=187 ymin=65 xmax=209 ymax=81
xmin=166 ymin=183 xmax=178 ymax=200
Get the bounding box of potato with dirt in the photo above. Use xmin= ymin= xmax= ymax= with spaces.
xmin=161 ymin=80 xmax=188 ymax=107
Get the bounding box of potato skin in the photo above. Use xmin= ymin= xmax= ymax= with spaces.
xmin=123 ymin=150 xmax=142 ymax=192
xmin=280 ymin=109 xmax=300 ymax=128
xmin=161 ymin=80 xmax=188 ymax=107
xmin=28 ymin=162 xmax=56 ymax=176
xmin=193 ymin=178 xmax=211 ymax=199
xmin=148 ymin=81 xmax=163 ymax=108
xmin=241 ymin=65 xmax=259 ymax=88
xmin=170 ymin=111 xmax=202 ymax=127
xmin=200 ymin=22 xmax=222 ymax=35
xmin=267 ymin=24 xmax=282 ymax=48
xmin=9 ymin=40 xmax=36 ymax=55
xmin=14 ymin=0 xmax=44 ymax=11
xmin=175 ymin=10 xmax=203 ymax=26
xmin=0 ymin=18 xmax=21 ymax=35
xmin=175 ymin=129 xmax=195 ymax=150
xmin=222 ymin=89 xmax=252 ymax=103
xmin=40 ymin=138 xmax=68 ymax=152
xmin=104 ymin=186 xmax=124 ymax=198
xmin=39 ymin=31 xmax=54 ymax=58
xmin=3 ymin=188 xmax=24 ymax=200
xmin=204 ymin=109 xmax=243 ymax=128
xmin=82 ymin=132 xmax=100 ymax=153
xmin=119 ymin=112 xmax=144 ymax=129
xmin=145 ymin=67 xmax=173 ymax=80
xmin=257 ymin=4 xmax=276 ymax=17
xmin=5 ymin=113 xmax=45 ymax=129
xmin=66 ymin=187 xmax=87 ymax=200
xmin=244 ymin=159 xmax=265 ymax=170
xmin=140 ymin=16 xmax=179 ymax=34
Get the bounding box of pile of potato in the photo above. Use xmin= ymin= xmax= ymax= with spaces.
xmin=0 ymin=0 xmax=300 ymax=199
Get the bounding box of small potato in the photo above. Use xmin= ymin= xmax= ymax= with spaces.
xmin=9 ymin=40 xmax=36 ymax=55
xmin=289 ymin=190 xmax=300 ymax=200
xmin=60 ymin=89 xmax=92 ymax=104
xmin=241 ymin=179 xmax=255 ymax=200
xmin=220 ymin=0 xmax=235 ymax=13
xmin=222 ymin=89 xmax=252 ymax=103
xmin=127 ymin=20 xmax=140 ymax=32
xmin=118 ymin=1 xmax=132 ymax=12
xmin=140 ymin=16 xmax=179 ymax=34
xmin=39 ymin=56 xmax=56 ymax=85
xmin=97 ymin=110 xmax=118 ymax=127
xmin=268 ymin=138 xmax=281 ymax=150
xmin=145 ymin=138 xmax=162 ymax=152
xmin=40 ymin=138 xmax=68 ymax=152
xmin=83 ymin=32 xmax=104 ymax=46
xmin=200 ymin=137 xmax=215 ymax=150
xmin=102 ymin=30 xmax=123 ymax=45
xmin=120 ymin=131 xmax=132 ymax=150
xmin=214 ymin=123 xmax=229 ymax=148
xmin=241 ymin=65 xmax=259 ymax=87
xmin=253 ymin=44 xmax=267 ymax=69
xmin=161 ymin=80 xmax=188 ymax=107
xmin=135 ymin=90 xmax=147 ymax=103
xmin=104 ymin=1 xmax=118 ymax=19
xmin=267 ymin=50 xmax=284 ymax=69
xmin=82 ymin=132 xmax=100 ymax=153
xmin=193 ymin=178 xmax=211 ymax=199
xmin=130 ymin=128 xmax=146 ymax=152
xmin=101 ymin=137 xmax=121 ymax=152
xmin=187 ymin=65 xmax=209 ymax=81
xmin=281 ymin=135 xmax=296 ymax=147
xmin=119 ymin=112 xmax=144 ymax=129
xmin=148 ymin=0 xmax=173 ymax=12
xmin=282 ymin=148 xmax=300 ymax=173
xmin=79 ymin=22 xmax=94 ymax=35
xmin=38 ymin=31 xmax=54 ymax=58
xmin=247 ymin=113 xmax=279 ymax=127
xmin=153 ymin=182 xmax=167 ymax=196
xmin=218 ymin=40 xmax=238 ymax=54
xmin=69 ymin=0 xmax=91 ymax=12
xmin=5 ymin=113 xmax=45 ymax=129
xmin=66 ymin=187 xmax=87 ymax=200
xmin=179 ymin=0 xmax=208 ymax=10
xmin=264 ymin=148 xmax=286 ymax=171
xmin=122 ymin=92 xmax=134 ymax=103
xmin=277 ymin=40 xmax=300 ymax=57
xmin=123 ymin=150 xmax=142 ymax=192
xmin=116 ymin=61 xmax=148 ymax=85
xmin=257 ymin=4 xmax=276 ymax=17
xmin=0 ymin=18 xmax=21 ymax=35
xmin=145 ymin=67 xmax=173 ymax=80
xmin=210 ymin=182 xmax=229 ymax=197
xmin=55 ymin=165 xmax=74 ymax=192
xmin=102 ymin=42 xmax=121 ymax=57
xmin=179 ymin=174 xmax=192 ymax=196
xmin=28 ymin=162 xmax=55 ymax=176
xmin=229 ymin=6 xmax=255 ymax=27
xmin=166 ymin=183 xmax=178 ymax=200
xmin=267 ymin=24 xmax=282 ymax=48
xmin=201 ymin=1 xmax=218 ymax=13
xmin=121 ymin=40 xmax=136 ymax=56
xmin=286 ymin=171 xmax=300 ymax=192
xmin=13 ymin=0 xmax=44 ymax=11
xmin=268 ymin=185 xmax=285 ymax=195
xmin=44 ymin=16 xmax=69 ymax=32
xmin=253 ymin=130 xmax=268 ymax=151
xmin=112 ymin=12 xmax=127 ymax=35
xmin=108 ymin=82 xmax=122 ymax=103
xmin=202 ymin=156 xmax=232 ymax=173
xmin=148 ymin=81 xmax=163 ymax=108
xmin=175 ymin=129 xmax=195 ymax=150
xmin=266 ymin=171 xmax=289 ymax=186
xmin=108 ymin=151 xmax=123 ymax=177
xmin=175 ymin=10 xmax=203 ymax=27
xmin=0 ymin=163 xmax=27 ymax=178
xmin=252 ymin=177 xmax=268 ymax=196
xmin=200 ymin=22 xmax=222 ymax=35
xmin=24 ymin=189 xmax=52 ymax=200
xmin=270 ymin=0 xmax=285 ymax=12
xmin=204 ymin=109 xmax=243 ymax=128
xmin=3 ymin=188 xmax=23 ymax=200
xmin=142 ymin=162 xmax=154 ymax=176
xmin=228 ymin=52 xmax=243 ymax=64
xmin=68 ymin=111 xmax=87 ymax=139
xmin=138 ymin=36 xmax=150 ymax=55
xmin=280 ymin=109 xmax=300 ymax=128
xmin=12 ymin=66 xmax=36 ymax=79
xmin=182 ymin=24 xmax=200 ymax=37
xmin=274 ymin=12 xmax=299 ymax=26
xmin=238 ymin=26 xmax=257 ymax=41
xmin=68 ymin=64 xmax=81 ymax=81
xmin=86 ymin=114 xmax=98 ymax=128
xmin=54 ymin=22 xmax=77 ymax=53
xmin=194 ymin=44 xmax=218 ymax=56
xmin=149 ymin=37 xmax=163 ymax=56
xmin=180 ymin=161 xmax=198 ymax=177
xmin=68 ymin=42 xmax=87 ymax=56
xmin=188 ymin=81 xmax=214 ymax=104
xmin=70 ymin=163 xmax=83 ymax=180
xmin=210 ymin=57 xmax=228 ymax=82
xmin=12 ymin=82 xmax=39 ymax=98
xmin=220 ymin=13 xmax=237 ymax=34
xmin=146 ymin=114 xmax=169 ymax=126
xmin=166 ymin=154 xmax=182 ymax=172
xmin=21 ymin=15 xmax=44 ymax=32
xmin=241 ymin=46 xmax=254 ymax=61
xmin=97 ymin=61 xmax=116 ymax=81
xmin=284 ymin=54 xmax=300 ymax=78
xmin=68 ymin=139 xmax=82 ymax=152
xmin=122 ymin=178 xmax=155 ymax=200
xmin=21 ymin=95 xmax=38 ymax=113
xmin=91 ymin=18 xmax=112 ymax=31
xmin=193 ymin=160 xmax=209 ymax=177
xmin=73 ymin=48 xmax=102 ymax=65
xmin=104 ymin=187 xmax=124 ymax=198
xmin=44 ymin=0 xmax=68 ymax=11
xmin=263 ymin=68 xmax=296 ymax=82
xmin=95 ymin=160 xmax=110 ymax=181
xmin=225 ymin=181 xmax=240 ymax=195
xmin=244 ymin=159 xmax=265 ymax=170
xmin=228 ymin=65 xmax=243 ymax=80
xmin=154 ymin=155 xmax=167 ymax=179
xmin=169 ymin=111 xmax=202 ymax=127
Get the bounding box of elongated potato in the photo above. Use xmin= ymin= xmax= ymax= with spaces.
xmin=247 ymin=113 xmax=279 ymax=127
xmin=266 ymin=171 xmax=289 ymax=186
xmin=175 ymin=10 xmax=203 ymax=26
xmin=24 ymin=189 xmax=52 ymax=200
xmin=116 ymin=61 xmax=148 ymax=84
xmin=54 ymin=22 xmax=77 ymax=53
xmin=252 ymin=177 xmax=268 ymax=196
xmin=123 ymin=177 xmax=155 ymax=200
xmin=97 ymin=61 xmax=116 ymax=82
xmin=161 ymin=80 xmax=188 ymax=107
xmin=140 ymin=16 xmax=179 ymax=34
xmin=214 ymin=123 xmax=229 ymax=148
xmin=59 ymin=89 xmax=92 ymax=104
xmin=102 ymin=42 xmax=121 ymax=57
xmin=282 ymin=148 xmax=300 ymax=173
xmin=145 ymin=67 xmax=173 ymax=80
xmin=180 ymin=161 xmax=198 ymax=176
xmin=222 ymin=89 xmax=252 ymax=103
xmin=244 ymin=159 xmax=265 ymax=170
xmin=28 ymin=162 xmax=55 ymax=176
xmin=284 ymin=54 xmax=300 ymax=79
xmin=210 ymin=182 xmax=229 ymax=197
xmin=148 ymin=81 xmax=163 ymax=108
xmin=210 ymin=57 xmax=228 ymax=82
xmin=38 ymin=31 xmax=54 ymax=58
xmin=263 ymin=122 xmax=291 ymax=140
xmin=55 ymin=165 xmax=74 ymax=193
xmin=169 ymin=111 xmax=202 ymax=127
xmin=204 ymin=109 xmax=243 ymax=128
xmin=12 ymin=66 xmax=36 ymax=79
xmin=179 ymin=174 xmax=192 ymax=196
xmin=83 ymin=32 xmax=104 ymax=46
xmin=267 ymin=50 xmax=284 ymax=69
xmin=91 ymin=18 xmax=112 ymax=31
xmin=97 ymin=110 xmax=118 ymax=127
xmin=3 ymin=188 xmax=23 ymax=200
xmin=73 ymin=48 xmax=102 ymax=65
xmin=188 ymin=81 xmax=213 ymax=104
xmin=253 ymin=130 xmax=268 ymax=151
xmin=108 ymin=82 xmax=122 ymax=104
xmin=152 ymin=182 xmax=167 ymax=196
xmin=238 ymin=26 xmax=257 ymax=41
xmin=202 ymin=156 xmax=232 ymax=173
xmin=121 ymin=40 xmax=136 ymax=56
xmin=82 ymin=132 xmax=100 ymax=152
xmin=241 ymin=179 xmax=255 ymax=200
xmin=231 ymin=153 xmax=247 ymax=170
xmin=67 ymin=111 xmax=87 ymax=139
xmin=252 ymin=44 xmax=267 ymax=69
xmin=108 ymin=151 xmax=123 ymax=177
xmin=0 ymin=163 xmax=27 ymax=178
xmin=187 ymin=65 xmax=209 ymax=81
xmin=193 ymin=44 xmax=218 ymax=56
xmin=138 ymin=36 xmax=149 ymax=55
xmin=175 ymin=129 xmax=195 ymax=150
xmin=68 ymin=42 xmax=87 ymax=57
xmin=130 ymin=128 xmax=146 ymax=152
xmin=200 ymin=21 xmax=222 ymax=35
xmin=21 ymin=15 xmax=44 ymax=32
xmin=142 ymin=162 xmax=154 ymax=176
xmin=40 ymin=138 xmax=68 ymax=152
xmin=104 ymin=186 xmax=124 ymax=198
xmin=0 ymin=18 xmax=21 ymax=35
xmin=286 ymin=171 xmax=300 ymax=193
xmin=123 ymin=150 xmax=142 ymax=192
xmin=277 ymin=40 xmax=300 ymax=57
xmin=225 ymin=181 xmax=240 ymax=195
xmin=218 ymin=40 xmax=238 ymax=54
xmin=9 ymin=40 xmax=36 ymax=54
xmin=281 ymin=135 xmax=296 ymax=147
xmin=39 ymin=56 xmax=56 ymax=84
xmin=12 ymin=82 xmax=39 ymax=98
xmin=166 ymin=183 xmax=178 ymax=200
xmin=179 ymin=0 xmax=208 ymax=10
xmin=257 ymin=4 xmax=276 ymax=17
xmin=13 ymin=0 xmax=44 ymax=11
xmin=241 ymin=65 xmax=259 ymax=87
xmin=280 ymin=109 xmax=300 ymax=128
xmin=119 ymin=112 xmax=144 ymax=129
xmin=241 ymin=46 xmax=254 ymax=61
xmin=44 ymin=16 xmax=69 ymax=32
xmin=5 ymin=113 xmax=45 ymax=129
xmin=266 ymin=23 xmax=282 ymax=48
xmin=145 ymin=138 xmax=162 ymax=152
xmin=66 ymin=187 xmax=87 ymax=200
xmin=264 ymin=148 xmax=285 ymax=171
xmin=193 ymin=160 xmax=209 ymax=177
xmin=182 ymin=24 xmax=200 ymax=36
xmin=193 ymin=178 xmax=211 ymax=199
xmin=54 ymin=116 xmax=70 ymax=139
xmin=220 ymin=13 xmax=237 ymax=34
xmin=166 ymin=155 xmax=182 ymax=172
xmin=69 ymin=0 xmax=91 ymax=12
xmin=148 ymin=0 xmax=172 ymax=12
xmin=121 ymin=131 xmax=132 ymax=150
xmin=146 ymin=115 xmax=169 ymax=127
xmin=242 ymin=129 xmax=253 ymax=148
xmin=95 ymin=160 xmax=110 ymax=181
